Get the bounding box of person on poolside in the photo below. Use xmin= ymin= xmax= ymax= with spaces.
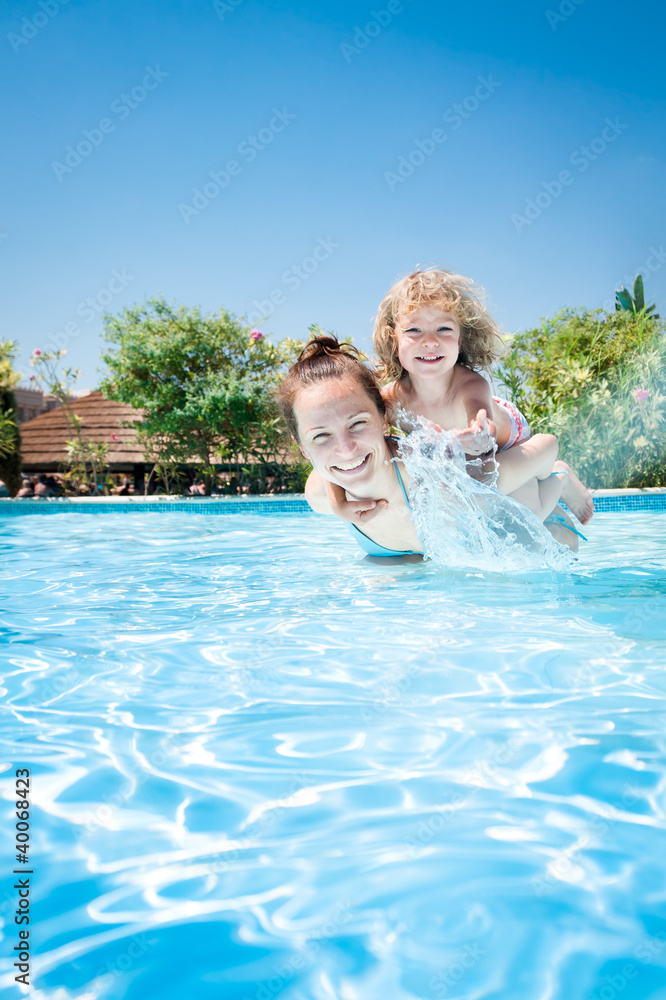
xmin=278 ymin=334 xmax=581 ymax=555
xmin=16 ymin=478 xmax=34 ymax=498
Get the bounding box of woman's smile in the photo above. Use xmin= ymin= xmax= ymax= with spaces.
xmin=330 ymin=453 xmax=371 ymax=474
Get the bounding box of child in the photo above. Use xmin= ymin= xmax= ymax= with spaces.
xmin=371 ymin=267 xmax=593 ymax=525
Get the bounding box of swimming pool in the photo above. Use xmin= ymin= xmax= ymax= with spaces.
xmin=2 ymin=510 xmax=666 ymax=999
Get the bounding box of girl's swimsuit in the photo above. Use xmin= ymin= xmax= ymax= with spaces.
xmin=348 ymin=450 xmax=422 ymax=558
xmin=492 ymin=396 xmax=530 ymax=450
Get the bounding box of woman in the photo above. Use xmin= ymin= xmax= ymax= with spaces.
xmin=278 ymin=335 xmax=580 ymax=555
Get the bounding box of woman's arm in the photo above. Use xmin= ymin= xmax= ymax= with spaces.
xmin=304 ymin=468 xmax=333 ymax=514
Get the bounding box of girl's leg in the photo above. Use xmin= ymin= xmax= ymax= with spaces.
xmin=507 ymin=479 xmax=542 ymax=516
xmin=538 ymin=474 xmax=564 ymax=519
xmin=508 ymin=473 xmax=561 ymax=522
xmin=495 ymin=434 xmax=558 ymax=494
xmin=507 ymin=482 xmax=579 ymax=552
xmin=552 ymin=460 xmax=595 ymax=525
xmin=543 ymin=504 xmax=580 ymax=552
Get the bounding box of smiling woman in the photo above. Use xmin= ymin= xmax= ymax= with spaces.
xmin=277 ymin=336 xmax=421 ymax=555
xmin=277 ymin=335 xmax=580 ymax=556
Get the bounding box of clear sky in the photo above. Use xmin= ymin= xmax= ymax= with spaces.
xmin=3 ymin=0 xmax=666 ymax=387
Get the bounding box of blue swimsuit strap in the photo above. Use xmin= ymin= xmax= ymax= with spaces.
xmin=389 ymin=439 xmax=412 ymax=510
xmin=347 ymin=440 xmax=419 ymax=556
xmin=544 ymin=512 xmax=587 ymax=541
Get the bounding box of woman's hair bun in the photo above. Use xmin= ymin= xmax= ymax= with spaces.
xmin=297 ymin=334 xmax=362 ymax=366
xmin=277 ymin=332 xmax=386 ymax=440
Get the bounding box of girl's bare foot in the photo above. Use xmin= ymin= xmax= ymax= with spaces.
xmin=553 ymin=461 xmax=594 ymax=525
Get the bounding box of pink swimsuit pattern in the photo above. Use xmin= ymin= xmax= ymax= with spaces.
xmin=492 ymin=396 xmax=530 ymax=451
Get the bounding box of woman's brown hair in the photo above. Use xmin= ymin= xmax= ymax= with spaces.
xmin=278 ymin=334 xmax=386 ymax=440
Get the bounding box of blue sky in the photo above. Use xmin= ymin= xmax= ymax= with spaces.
xmin=3 ymin=0 xmax=666 ymax=387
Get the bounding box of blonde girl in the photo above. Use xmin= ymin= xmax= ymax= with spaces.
xmin=371 ymin=267 xmax=593 ymax=527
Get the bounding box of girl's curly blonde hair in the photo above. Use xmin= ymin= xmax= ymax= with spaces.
xmin=373 ymin=267 xmax=503 ymax=382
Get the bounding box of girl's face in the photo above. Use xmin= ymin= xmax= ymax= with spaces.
xmin=396 ymin=305 xmax=462 ymax=378
xmin=294 ymin=376 xmax=388 ymax=489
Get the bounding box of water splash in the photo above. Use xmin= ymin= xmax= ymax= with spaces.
xmin=396 ymin=413 xmax=576 ymax=573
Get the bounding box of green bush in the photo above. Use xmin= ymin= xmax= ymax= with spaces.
xmin=0 ymin=341 xmax=22 ymax=495
xmin=101 ymin=297 xmax=305 ymax=493
xmin=498 ymin=309 xmax=666 ymax=488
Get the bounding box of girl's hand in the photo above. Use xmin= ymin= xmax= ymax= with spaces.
xmin=326 ymin=481 xmax=388 ymax=525
xmin=453 ymin=409 xmax=497 ymax=456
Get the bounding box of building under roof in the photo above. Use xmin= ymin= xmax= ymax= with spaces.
xmin=14 ymin=385 xmax=61 ymax=424
xmin=20 ymin=391 xmax=146 ymax=476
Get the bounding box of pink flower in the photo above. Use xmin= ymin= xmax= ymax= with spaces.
xmin=29 ymin=374 xmax=36 ymax=381
xmin=110 ymin=434 xmax=120 ymax=441
xmin=250 ymin=330 xmax=263 ymax=341
xmin=635 ymin=388 xmax=649 ymax=401
xmin=33 ymin=348 xmax=42 ymax=356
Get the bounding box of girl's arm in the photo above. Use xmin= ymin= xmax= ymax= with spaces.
xmin=454 ymin=374 xmax=498 ymax=456
xmin=305 ymin=469 xmax=387 ymax=523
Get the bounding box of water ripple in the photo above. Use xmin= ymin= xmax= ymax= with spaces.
xmin=1 ymin=511 xmax=666 ymax=999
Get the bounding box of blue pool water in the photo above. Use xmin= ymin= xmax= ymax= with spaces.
xmin=1 ymin=511 xmax=666 ymax=1000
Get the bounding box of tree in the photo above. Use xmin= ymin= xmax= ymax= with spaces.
xmin=100 ymin=297 xmax=304 ymax=492
xmin=31 ymin=349 xmax=109 ymax=493
xmin=497 ymin=306 xmax=666 ymax=488
xmin=0 ymin=340 xmax=22 ymax=496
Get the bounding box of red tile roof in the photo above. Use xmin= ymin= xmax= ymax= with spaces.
xmin=20 ymin=391 xmax=146 ymax=470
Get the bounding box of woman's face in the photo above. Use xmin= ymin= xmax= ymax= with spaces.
xmin=396 ymin=305 xmax=461 ymax=377
xmin=295 ymin=376 xmax=388 ymax=489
